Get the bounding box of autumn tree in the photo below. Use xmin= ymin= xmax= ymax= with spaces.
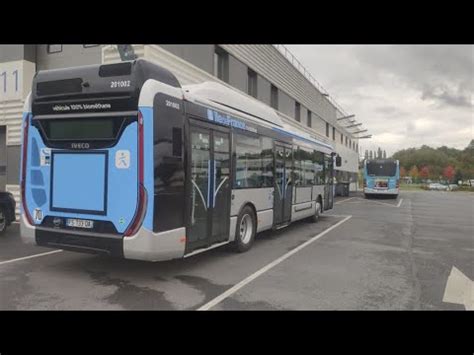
xmin=409 ymin=166 xmax=419 ymax=182
xmin=400 ymin=166 xmax=407 ymax=177
xmin=443 ymin=165 xmax=455 ymax=183
xmin=419 ymin=166 xmax=430 ymax=180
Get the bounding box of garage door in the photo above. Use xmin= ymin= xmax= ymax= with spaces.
xmin=0 ymin=127 xmax=6 ymax=191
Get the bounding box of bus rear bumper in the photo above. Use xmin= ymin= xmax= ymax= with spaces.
xmin=20 ymin=213 xmax=36 ymax=245
xmin=364 ymin=188 xmax=399 ymax=195
xmin=123 ymin=227 xmax=186 ymax=262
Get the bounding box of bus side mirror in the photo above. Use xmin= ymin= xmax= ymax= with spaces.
xmin=336 ymin=156 xmax=342 ymax=167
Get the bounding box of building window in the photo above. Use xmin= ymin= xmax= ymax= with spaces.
xmin=214 ymin=46 xmax=229 ymax=83
xmin=295 ymin=102 xmax=301 ymax=122
xmin=356 ymin=143 xmax=358 ymax=152
xmin=83 ymin=44 xmax=99 ymax=48
xmin=47 ymin=45 xmax=62 ymax=54
xmin=345 ymin=136 xmax=348 ymax=146
xmin=247 ymin=68 xmax=258 ymax=98
xmin=307 ymin=111 xmax=312 ymax=128
xmin=341 ymin=133 xmax=343 ymax=144
xmin=332 ymin=127 xmax=336 ymax=141
xmin=270 ymin=84 xmax=279 ymax=110
xmin=326 ymin=122 xmax=329 ymax=137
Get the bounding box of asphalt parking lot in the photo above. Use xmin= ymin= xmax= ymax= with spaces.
xmin=0 ymin=190 xmax=472 ymax=310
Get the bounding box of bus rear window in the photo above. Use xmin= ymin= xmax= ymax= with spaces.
xmin=40 ymin=117 xmax=123 ymax=141
xmin=367 ymin=161 xmax=397 ymax=177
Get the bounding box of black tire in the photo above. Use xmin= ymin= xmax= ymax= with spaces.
xmin=310 ymin=198 xmax=322 ymax=223
xmin=0 ymin=206 xmax=7 ymax=235
xmin=232 ymin=205 xmax=256 ymax=253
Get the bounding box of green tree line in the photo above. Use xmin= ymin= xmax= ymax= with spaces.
xmin=391 ymin=140 xmax=474 ymax=183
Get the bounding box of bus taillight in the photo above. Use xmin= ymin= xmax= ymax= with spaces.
xmin=124 ymin=110 xmax=146 ymax=237
xmin=20 ymin=115 xmax=34 ymax=225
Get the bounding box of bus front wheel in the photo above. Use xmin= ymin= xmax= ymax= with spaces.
xmin=310 ymin=199 xmax=322 ymax=223
xmin=233 ymin=206 xmax=256 ymax=253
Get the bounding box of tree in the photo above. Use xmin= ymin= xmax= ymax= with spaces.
xmin=443 ymin=165 xmax=455 ymax=183
xmin=369 ymin=151 xmax=373 ymax=159
xmin=365 ymin=150 xmax=369 ymax=160
xmin=400 ymin=166 xmax=407 ymax=177
xmin=420 ymin=166 xmax=430 ymax=180
xmin=454 ymin=169 xmax=463 ymax=184
xmin=377 ymin=147 xmax=382 ymax=159
xmin=383 ymin=150 xmax=387 ymax=159
xmin=409 ymin=166 xmax=419 ymax=182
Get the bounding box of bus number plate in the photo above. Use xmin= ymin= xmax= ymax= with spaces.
xmin=66 ymin=218 xmax=94 ymax=229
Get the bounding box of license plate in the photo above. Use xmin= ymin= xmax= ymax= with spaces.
xmin=66 ymin=218 xmax=94 ymax=229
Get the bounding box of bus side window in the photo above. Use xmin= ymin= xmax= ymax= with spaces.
xmin=234 ymin=133 xmax=273 ymax=189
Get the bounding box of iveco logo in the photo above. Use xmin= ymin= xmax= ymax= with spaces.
xmin=53 ymin=217 xmax=62 ymax=227
xmin=71 ymin=143 xmax=90 ymax=149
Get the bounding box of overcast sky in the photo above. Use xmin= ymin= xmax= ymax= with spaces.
xmin=286 ymin=45 xmax=473 ymax=157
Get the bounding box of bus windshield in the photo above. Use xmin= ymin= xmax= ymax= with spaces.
xmin=366 ymin=161 xmax=397 ymax=177
xmin=39 ymin=117 xmax=123 ymax=141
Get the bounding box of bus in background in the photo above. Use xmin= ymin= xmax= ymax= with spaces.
xmin=20 ymin=59 xmax=340 ymax=262
xmin=363 ymin=159 xmax=400 ymax=198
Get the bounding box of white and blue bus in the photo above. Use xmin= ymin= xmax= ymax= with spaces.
xmin=20 ymin=59 xmax=340 ymax=261
xmin=363 ymin=159 xmax=400 ymax=198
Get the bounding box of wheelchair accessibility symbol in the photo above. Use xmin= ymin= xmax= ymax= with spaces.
xmin=115 ymin=150 xmax=131 ymax=169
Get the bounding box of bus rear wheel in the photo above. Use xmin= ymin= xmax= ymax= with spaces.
xmin=232 ymin=206 xmax=256 ymax=253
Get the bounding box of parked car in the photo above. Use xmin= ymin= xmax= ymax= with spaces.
xmin=0 ymin=191 xmax=16 ymax=234
xmin=428 ymin=183 xmax=449 ymax=191
xmin=448 ymin=184 xmax=459 ymax=191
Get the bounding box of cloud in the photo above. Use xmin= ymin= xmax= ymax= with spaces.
xmin=421 ymin=84 xmax=472 ymax=108
xmin=285 ymin=45 xmax=474 ymax=156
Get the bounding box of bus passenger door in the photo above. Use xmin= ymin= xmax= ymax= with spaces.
xmin=187 ymin=124 xmax=230 ymax=253
xmin=274 ymin=143 xmax=292 ymax=225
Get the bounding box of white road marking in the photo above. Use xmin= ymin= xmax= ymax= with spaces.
xmin=396 ymin=198 xmax=403 ymax=207
xmin=197 ymin=215 xmax=352 ymax=310
xmin=339 ymin=197 xmax=403 ymax=208
xmin=442 ymin=266 xmax=473 ymax=310
xmin=335 ymin=197 xmax=356 ymax=205
xmin=0 ymin=250 xmax=63 ymax=266
xmin=323 ymin=214 xmax=352 ymax=218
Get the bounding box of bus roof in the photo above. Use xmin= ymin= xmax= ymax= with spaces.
xmin=184 ymin=81 xmax=334 ymax=153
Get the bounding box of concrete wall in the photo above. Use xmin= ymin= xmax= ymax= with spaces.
xmin=278 ymin=89 xmax=295 ymax=119
xmin=228 ymin=55 xmax=248 ymax=93
xmin=0 ymin=45 xmax=35 ymax=63
xmin=257 ymin=74 xmax=271 ymax=106
xmin=36 ymin=45 xmax=101 ymax=71
xmin=159 ymin=45 xmax=214 ymax=74
xmin=6 ymin=146 xmax=20 ymax=185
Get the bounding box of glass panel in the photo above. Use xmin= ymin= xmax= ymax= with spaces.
xmin=235 ymin=133 xmax=273 ymax=188
xmin=212 ymin=132 xmax=230 ymax=242
xmin=189 ymin=130 xmax=210 ymax=242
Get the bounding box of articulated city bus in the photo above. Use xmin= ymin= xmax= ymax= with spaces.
xmin=20 ymin=59 xmax=339 ymax=261
xmin=363 ymin=159 xmax=400 ymax=198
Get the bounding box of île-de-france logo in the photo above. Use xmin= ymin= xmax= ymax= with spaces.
xmin=115 ymin=150 xmax=130 ymax=169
